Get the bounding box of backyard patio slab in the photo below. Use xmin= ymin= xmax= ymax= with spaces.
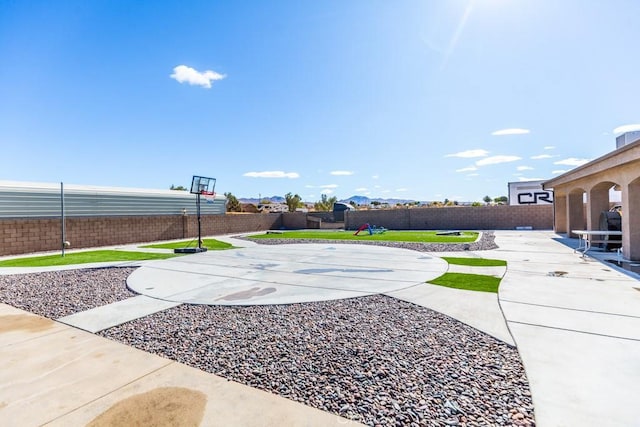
xmin=0 ymin=304 xmax=361 ymax=427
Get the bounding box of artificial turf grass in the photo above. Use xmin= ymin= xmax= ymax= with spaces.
xmin=0 ymin=250 xmax=181 ymax=267
xmin=141 ymin=238 xmax=235 ymax=250
xmin=427 ymin=272 xmax=501 ymax=293
xmin=441 ymin=257 xmax=506 ymax=267
xmin=249 ymin=230 xmax=479 ymax=243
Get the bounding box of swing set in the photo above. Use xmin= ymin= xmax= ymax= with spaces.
xmin=353 ymin=223 xmax=388 ymax=236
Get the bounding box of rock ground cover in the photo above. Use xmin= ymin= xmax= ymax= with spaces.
xmin=241 ymin=231 xmax=499 ymax=252
xmin=100 ymin=296 xmax=534 ymax=426
xmin=0 ymin=267 xmax=137 ymax=318
xmin=0 ymin=232 xmax=535 ymax=426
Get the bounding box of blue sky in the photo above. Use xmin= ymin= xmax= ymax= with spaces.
xmin=1 ymin=0 xmax=639 ymax=202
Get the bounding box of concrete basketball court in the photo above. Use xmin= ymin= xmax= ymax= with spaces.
xmin=127 ymin=243 xmax=449 ymax=305
xmin=58 ymin=238 xmax=513 ymax=345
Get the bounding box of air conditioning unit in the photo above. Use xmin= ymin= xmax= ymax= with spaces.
xmin=616 ymin=131 xmax=640 ymax=149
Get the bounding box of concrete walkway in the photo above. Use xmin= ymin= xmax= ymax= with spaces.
xmin=490 ymin=231 xmax=640 ymax=426
xmin=0 ymin=303 xmax=361 ymax=426
xmin=58 ymin=295 xmax=182 ymax=333
xmin=1 ymin=231 xmax=639 ymax=426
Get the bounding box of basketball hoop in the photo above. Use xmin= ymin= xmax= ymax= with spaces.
xmin=174 ymin=175 xmax=217 ymax=253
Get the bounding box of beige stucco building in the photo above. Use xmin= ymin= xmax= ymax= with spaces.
xmin=543 ymin=138 xmax=640 ymax=261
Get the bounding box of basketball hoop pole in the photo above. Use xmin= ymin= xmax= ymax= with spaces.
xmin=61 ymin=182 xmax=66 ymax=257
xmin=175 ymin=175 xmax=215 ymax=254
xmin=197 ymin=192 xmax=202 ymax=250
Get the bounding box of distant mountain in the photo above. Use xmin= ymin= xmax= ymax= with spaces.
xmin=238 ymin=194 xmax=422 ymax=206
xmin=341 ymin=195 xmax=417 ymax=205
xmin=238 ymin=195 xmax=285 ymax=204
xmin=341 ymin=195 xmax=370 ymax=205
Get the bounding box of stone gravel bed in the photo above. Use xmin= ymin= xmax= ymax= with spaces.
xmin=0 ymin=234 xmax=535 ymax=425
xmin=100 ymin=295 xmax=534 ymax=426
xmin=0 ymin=267 xmax=137 ymax=319
xmin=238 ymin=230 xmax=499 ymax=252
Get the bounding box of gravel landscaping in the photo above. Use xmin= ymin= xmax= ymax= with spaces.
xmin=0 ymin=233 xmax=536 ymax=426
xmin=100 ymin=296 xmax=534 ymax=426
xmin=0 ymin=267 xmax=137 ymax=318
xmin=240 ymin=231 xmax=499 ymax=252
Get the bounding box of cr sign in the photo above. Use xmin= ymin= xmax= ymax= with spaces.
xmin=517 ymin=191 xmax=553 ymax=205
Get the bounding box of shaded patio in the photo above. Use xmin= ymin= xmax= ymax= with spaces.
xmin=543 ymin=138 xmax=640 ymax=261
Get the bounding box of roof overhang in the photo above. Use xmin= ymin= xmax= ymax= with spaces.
xmin=543 ymin=139 xmax=640 ymax=190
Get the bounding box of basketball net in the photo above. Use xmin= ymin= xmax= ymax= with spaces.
xmin=202 ymin=191 xmax=216 ymax=203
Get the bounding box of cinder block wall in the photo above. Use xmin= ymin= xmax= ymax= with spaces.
xmin=0 ymin=206 xmax=552 ymax=256
xmin=0 ymin=214 xmax=282 ymax=256
xmin=282 ymin=212 xmax=307 ymax=229
xmin=345 ymin=205 xmax=553 ymax=230
xmin=1 ymin=218 xmax=62 ymax=256
xmin=204 ymin=213 xmax=281 ymax=235
xmin=307 ymin=212 xmax=335 ymax=221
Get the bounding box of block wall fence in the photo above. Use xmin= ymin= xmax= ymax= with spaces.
xmin=0 ymin=205 xmax=552 ymax=256
xmin=344 ymin=205 xmax=553 ymax=231
xmin=0 ymin=214 xmax=282 ymax=256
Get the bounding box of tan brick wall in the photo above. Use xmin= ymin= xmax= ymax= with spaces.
xmin=345 ymin=205 xmax=553 ymax=230
xmin=0 ymin=206 xmax=552 ymax=256
xmin=0 ymin=214 xmax=282 ymax=256
xmin=282 ymin=212 xmax=308 ymax=229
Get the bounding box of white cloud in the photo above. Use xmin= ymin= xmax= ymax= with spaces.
xmin=531 ymin=154 xmax=554 ymax=160
xmin=395 ymin=188 xmax=408 ymax=192
xmin=445 ymin=149 xmax=489 ymax=158
xmin=544 ymin=146 xmax=556 ymax=150
xmin=372 ymin=175 xmax=379 ymax=180
xmin=243 ymin=171 xmax=300 ymax=178
xmin=552 ymin=170 xmax=567 ymax=174
xmin=613 ymin=124 xmax=640 ymax=134
xmin=330 ymin=170 xmax=354 ymax=176
xmin=516 ymin=166 xmax=534 ymax=171
xmin=491 ymin=128 xmax=530 ymax=136
xmin=456 ymin=166 xmax=477 ymax=172
xmin=467 ymin=173 xmax=479 ymax=177
xmin=170 ymin=65 xmax=226 ymax=88
xmin=320 ymin=188 xmax=333 ymax=194
xmin=475 ymin=155 xmax=521 ymax=166
xmin=355 ymin=187 xmax=368 ymax=192
xmin=553 ymin=157 xmax=591 ymax=166
xmin=306 ymin=183 xmax=338 ymax=189
xmin=519 ymin=177 xmax=545 ymax=181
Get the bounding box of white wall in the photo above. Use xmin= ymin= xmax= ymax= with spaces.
xmin=508 ymin=180 xmax=554 ymax=206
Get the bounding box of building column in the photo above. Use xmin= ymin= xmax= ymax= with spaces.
xmin=587 ymin=183 xmax=612 ymax=230
xmin=553 ymin=193 xmax=567 ymax=233
xmin=567 ymin=190 xmax=585 ymax=238
xmin=622 ymin=178 xmax=640 ymax=261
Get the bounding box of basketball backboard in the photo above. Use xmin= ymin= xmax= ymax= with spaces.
xmin=190 ymin=175 xmax=216 ymax=195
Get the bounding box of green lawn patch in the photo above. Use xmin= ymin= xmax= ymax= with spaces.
xmin=0 ymin=250 xmax=181 ymax=267
xmin=141 ymin=239 xmax=234 ymax=250
xmin=441 ymin=257 xmax=506 ymax=267
xmin=249 ymin=230 xmax=478 ymax=243
xmin=428 ymin=272 xmax=501 ymax=293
